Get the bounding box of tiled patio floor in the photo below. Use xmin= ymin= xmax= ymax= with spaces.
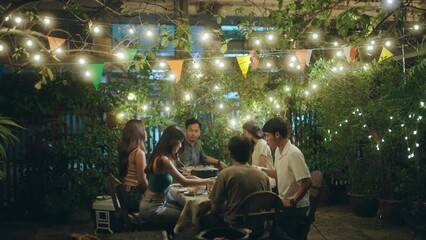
xmin=0 ymin=204 xmax=421 ymax=240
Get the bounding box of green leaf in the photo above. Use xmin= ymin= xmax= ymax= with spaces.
xmin=220 ymin=43 xmax=228 ymax=54
xmin=216 ymin=16 xmax=222 ymax=24
xmin=160 ymin=38 xmax=169 ymax=47
xmin=173 ymin=39 xmax=179 ymax=48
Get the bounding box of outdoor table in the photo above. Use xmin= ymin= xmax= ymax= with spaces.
xmin=169 ymin=184 xmax=210 ymax=239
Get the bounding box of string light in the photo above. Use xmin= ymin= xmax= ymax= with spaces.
xmin=311 ymin=33 xmax=319 ymax=40
xmin=336 ymin=51 xmax=342 ymax=57
xmin=0 ymin=44 xmax=4 ymax=52
xmin=290 ymin=56 xmax=297 ymax=62
xmin=296 ymin=65 xmax=301 ymax=70
xmin=367 ymin=45 xmax=374 ymax=51
xmin=33 ymin=54 xmax=41 ymax=62
xmin=275 ymin=104 xmax=280 ymax=109
xmin=289 ymin=62 xmax=295 ymax=68
xmin=214 ymin=85 xmax=220 ymax=91
xmin=421 ymin=101 xmax=425 ymax=107
xmin=159 ymin=62 xmax=166 ymax=68
xmin=269 ymin=97 xmax=274 ymax=102
xmin=169 ymin=73 xmax=175 ymax=79
xmin=54 ymin=47 xmax=62 ymax=54
xmin=413 ymin=130 xmax=417 ymax=135
xmin=115 ymin=51 xmax=125 ymax=59
xmin=14 ymin=16 xmax=23 ymax=24
xmin=43 ymin=17 xmax=51 ymax=26
xmin=183 ymin=93 xmax=191 ymax=101
xmin=285 ymin=86 xmax=291 ymax=92
xmin=416 ymin=143 xmax=420 ymax=147
xmin=84 ymin=70 xmax=91 ymax=77
xmin=78 ymin=57 xmax=86 ymax=65
xmin=390 ymin=116 xmax=393 ymax=120
xmin=93 ymin=26 xmax=101 ymax=34
xmin=413 ymin=24 xmax=420 ymax=31
xmin=219 ymin=103 xmax=224 ymax=109
xmin=128 ymin=28 xmax=135 ymax=35
xmin=146 ymin=30 xmax=153 ymax=37
xmin=118 ymin=113 xmax=124 ymax=119
xmin=401 ymin=124 xmax=405 ymax=127
xmin=333 ymin=41 xmax=339 ymax=46
xmin=254 ymin=39 xmax=261 ymax=45
xmin=312 ymin=83 xmax=318 ymax=89
xmin=201 ymin=32 xmax=209 ymax=41
xmin=266 ymin=62 xmax=272 ymax=68
xmin=127 ymin=93 xmax=136 ymax=101
xmin=26 ymin=39 xmax=34 ymax=47
xmin=165 ymin=106 xmax=170 ymax=112
xmin=385 ymin=40 xmax=392 ymax=47
xmin=230 ymin=119 xmax=237 ymax=128
xmin=267 ymin=34 xmax=274 ymax=41
xmin=142 ymin=105 xmax=148 ymax=111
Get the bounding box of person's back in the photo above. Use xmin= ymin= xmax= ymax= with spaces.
xmin=211 ymin=164 xmax=270 ymax=225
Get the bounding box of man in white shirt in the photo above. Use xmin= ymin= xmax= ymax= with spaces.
xmin=261 ymin=117 xmax=311 ymax=239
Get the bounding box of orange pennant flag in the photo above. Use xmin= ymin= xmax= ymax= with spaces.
xmin=47 ymin=37 xmax=66 ymax=52
xmin=295 ymin=50 xmax=307 ymax=69
xmin=167 ymin=59 xmax=184 ymax=83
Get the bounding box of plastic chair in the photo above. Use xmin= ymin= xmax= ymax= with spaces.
xmin=234 ymin=191 xmax=283 ymax=239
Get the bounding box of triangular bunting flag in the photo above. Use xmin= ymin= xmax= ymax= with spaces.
xmin=88 ymin=63 xmax=105 ymax=90
xmin=249 ymin=50 xmax=259 ymax=70
xmin=295 ymin=50 xmax=307 ymax=69
xmin=236 ymin=56 xmax=251 ymax=78
xmin=167 ymin=59 xmax=184 ymax=83
xmin=350 ymin=48 xmax=358 ymax=62
xmin=343 ymin=47 xmax=351 ymax=62
xmin=305 ymin=50 xmax=313 ymax=66
xmin=379 ymin=47 xmax=393 ymax=62
xmin=47 ymin=37 xmax=66 ymax=52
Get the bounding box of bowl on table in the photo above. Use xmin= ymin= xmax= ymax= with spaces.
xmin=191 ymin=166 xmax=218 ymax=178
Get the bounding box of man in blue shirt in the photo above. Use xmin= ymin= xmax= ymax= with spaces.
xmin=180 ymin=118 xmax=227 ymax=169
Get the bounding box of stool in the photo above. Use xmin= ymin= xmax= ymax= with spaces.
xmin=92 ymin=197 xmax=115 ymax=234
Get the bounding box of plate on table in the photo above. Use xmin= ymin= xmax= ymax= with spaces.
xmin=171 ymin=183 xmax=183 ymax=188
xmin=96 ymin=195 xmax=111 ymax=200
xmin=183 ymin=190 xmax=205 ymax=196
xmin=177 ymin=188 xmax=189 ymax=193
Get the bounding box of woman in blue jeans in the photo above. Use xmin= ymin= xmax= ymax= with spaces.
xmin=140 ymin=125 xmax=212 ymax=224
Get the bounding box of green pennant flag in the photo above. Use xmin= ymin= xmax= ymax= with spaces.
xmin=127 ymin=49 xmax=138 ymax=69
xmin=88 ymin=63 xmax=104 ymax=90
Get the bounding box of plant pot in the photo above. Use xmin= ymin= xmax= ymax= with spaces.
xmin=347 ymin=193 xmax=378 ymax=217
xmin=378 ymin=198 xmax=406 ymax=226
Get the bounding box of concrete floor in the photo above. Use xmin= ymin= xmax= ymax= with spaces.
xmin=0 ymin=204 xmax=422 ymax=240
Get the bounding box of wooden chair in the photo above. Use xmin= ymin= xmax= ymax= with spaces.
xmin=297 ymin=170 xmax=324 ymax=240
xmin=234 ymin=191 xmax=283 ymax=239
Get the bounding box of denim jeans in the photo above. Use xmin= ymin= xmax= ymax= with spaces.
xmin=125 ymin=187 xmax=143 ymax=213
xmin=140 ymin=195 xmax=182 ymax=224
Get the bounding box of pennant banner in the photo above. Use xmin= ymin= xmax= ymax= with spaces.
xmin=249 ymin=50 xmax=259 ymax=70
xmin=379 ymin=47 xmax=393 ymax=62
xmin=88 ymin=63 xmax=105 ymax=90
xmin=350 ymin=47 xmax=358 ymax=62
xmin=236 ymin=56 xmax=251 ymax=78
xmin=47 ymin=36 xmax=66 ymax=52
xmin=305 ymin=50 xmax=313 ymax=66
xmin=295 ymin=50 xmax=307 ymax=69
xmin=343 ymin=47 xmax=351 ymax=62
xmin=167 ymin=59 xmax=184 ymax=83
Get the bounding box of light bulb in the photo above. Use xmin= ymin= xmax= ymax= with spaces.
xmin=26 ymin=39 xmax=33 ymax=47
xmin=54 ymin=47 xmax=62 ymax=54
xmin=312 ymin=84 xmax=318 ymax=89
xmin=146 ymin=30 xmax=153 ymax=37
xmin=336 ymin=51 xmax=342 ymax=57
xmin=33 ymin=54 xmax=41 ymax=62
xmin=79 ymin=58 xmax=86 ymax=65
xmin=333 ymin=42 xmax=339 ymax=47
xmin=85 ymin=71 xmax=91 ymax=77
xmin=413 ymin=24 xmax=420 ymax=31
xmin=255 ymin=39 xmax=261 ymax=45
xmin=14 ymin=17 xmax=22 ymax=24
xmin=312 ymin=33 xmax=319 ymax=39
xmin=127 ymin=93 xmax=136 ymax=101
xmin=165 ymin=106 xmax=170 ymax=112
xmin=142 ymin=105 xmax=148 ymax=111
xmin=193 ymin=62 xmax=200 ymax=69
xmin=160 ymin=62 xmax=166 ymax=68
xmin=267 ymin=34 xmax=274 ymax=41
xmin=43 ymin=17 xmax=51 ymax=25
xmin=0 ymin=44 xmax=4 ymax=52
xmin=201 ymin=32 xmax=209 ymax=41
xmin=266 ymin=62 xmax=272 ymax=68
xmin=128 ymin=28 xmax=135 ymax=35
xmin=184 ymin=93 xmax=191 ymax=101
xmin=385 ymin=40 xmax=391 ymax=47
xmin=93 ymin=26 xmax=101 ymax=34
xmin=290 ymin=56 xmax=296 ymax=62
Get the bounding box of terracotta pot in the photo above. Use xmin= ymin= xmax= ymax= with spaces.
xmin=347 ymin=193 xmax=378 ymax=218
xmin=378 ymin=198 xmax=406 ymax=226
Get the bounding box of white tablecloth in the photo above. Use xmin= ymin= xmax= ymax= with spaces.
xmin=169 ymin=186 xmax=210 ymax=239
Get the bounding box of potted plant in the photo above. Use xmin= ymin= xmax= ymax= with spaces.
xmin=0 ymin=115 xmax=22 ymax=180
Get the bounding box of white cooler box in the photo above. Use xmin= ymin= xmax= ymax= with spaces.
xmin=92 ymin=196 xmax=119 ymax=234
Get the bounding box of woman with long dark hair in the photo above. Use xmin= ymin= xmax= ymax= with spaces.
xmin=119 ymin=119 xmax=148 ymax=213
xmin=140 ymin=125 xmax=211 ymax=224
xmin=243 ymin=120 xmax=274 ymax=168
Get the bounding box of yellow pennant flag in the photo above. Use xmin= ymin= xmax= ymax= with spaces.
xmin=167 ymin=60 xmax=184 ymax=83
xmin=379 ymin=47 xmax=393 ymax=63
xmin=236 ymin=56 xmax=251 ymax=78
xmin=47 ymin=36 xmax=66 ymax=52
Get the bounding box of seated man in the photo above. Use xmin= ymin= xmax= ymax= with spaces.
xmin=202 ymin=135 xmax=271 ymax=228
xmin=179 ymin=118 xmax=227 ymax=169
